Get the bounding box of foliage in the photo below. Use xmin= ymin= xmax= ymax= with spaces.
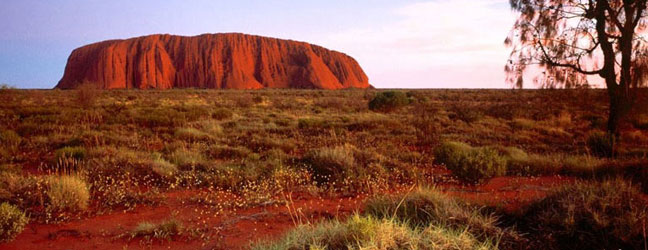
xmin=47 ymin=175 xmax=90 ymax=211
xmin=252 ymin=214 xmax=497 ymax=250
xmin=587 ymin=131 xmax=615 ymax=157
xmin=434 ymin=142 xmax=507 ymax=183
xmin=506 ymin=0 xmax=648 ymax=135
xmin=75 ymin=82 xmax=100 ymax=108
xmin=522 ymin=179 xmax=648 ymax=249
xmin=54 ymin=146 xmax=86 ymax=160
xmin=130 ymin=219 xmax=183 ymax=240
xmin=368 ymin=91 xmax=410 ymax=112
xmin=0 ymin=202 xmax=28 ymax=242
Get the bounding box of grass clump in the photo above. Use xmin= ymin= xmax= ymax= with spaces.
xmin=54 ymin=146 xmax=86 ymax=160
xmin=130 ymin=219 xmax=183 ymax=240
xmin=304 ymin=144 xmax=356 ymax=183
xmin=47 ymin=175 xmax=90 ymax=211
xmin=211 ymin=108 xmax=233 ymax=120
xmin=587 ymin=131 xmax=615 ymax=157
xmin=253 ymin=214 xmax=496 ymax=250
xmin=0 ymin=130 xmax=21 ymax=148
xmin=434 ymin=142 xmax=506 ymax=184
xmin=174 ymin=127 xmax=211 ymax=142
xmin=150 ymin=158 xmax=177 ymax=179
xmin=0 ymin=202 xmax=28 ymax=242
xmin=368 ymin=91 xmax=410 ymax=112
xmin=522 ymin=179 xmax=648 ymax=249
xmin=365 ymin=187 xmax=523 ymax=248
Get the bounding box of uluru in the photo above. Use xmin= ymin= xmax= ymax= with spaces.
xmin=56 ymin=33 xmax=371 ymax=90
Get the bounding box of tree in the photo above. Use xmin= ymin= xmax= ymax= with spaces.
xmin=505 ymin=0 xmax=648 ymax=138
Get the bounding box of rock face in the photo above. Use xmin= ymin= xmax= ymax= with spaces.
xmin=56 ymin=33 xmax=370 ymax=90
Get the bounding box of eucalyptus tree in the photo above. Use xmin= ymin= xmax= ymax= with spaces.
xmin=506 ymin=0 xmax=647 ymax=137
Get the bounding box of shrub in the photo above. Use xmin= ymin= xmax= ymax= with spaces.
xmin=252 ymin=214 xmax=497 ymax=250
xmin=304 ymin=144 xmax=355 ymax=182
xmin=495 ymin=147 xmax=561 ymax=176
xmin=587 ymin=131 xmax=615 ymax=157
xmin=150 ymin=158 xmax=177 ymax=179
xmin=174 ymin=128 xmax=211 ymax=142
xmin=368 ymin=91 xmax=410 ymax=112
xmin=75 ymin=82 xmax=100 ymax=108
xmin=207 ymin=145 xmax=251 ymax=159
xmin=0 ymin=130 xmax=21 ymax=148
xmin=449 ymin=106 xmax=484 ymax=123
xmin=47 ymin=175 xmax=90 ymax=211
xmin=0 ymin=202 xmax=28 ymax=242
xmin=211 ymin=108 xmax=233 ymax=120
xmin=0 ymin=83 xmax=15 ymax=90
xmin=168 ymin=150 xmax=205 ymax=170
xmin=522 ymin=179 xmax=648 ymax=249
xmin=434 ymin=142 xmax=506 ymax=183
xmin=130 ymin=219 xmax=183 ymax=240
xmin=54 ymin=146 xmax=86 ymax=160
xmin=364 ymin=187 xmax=523 ymax=249
xmin=297 ymin=118 xmax=329 ymax=130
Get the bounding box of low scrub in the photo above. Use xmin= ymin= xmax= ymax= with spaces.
xmin=522 ymin=179 xmax=648 ymax=249
xmin=253 ymin=214 xmax=497 ymax=250
xmin=47 ymin=175 xmax=90 ymax=211
xmin=0 ymin=202 xmax=28 ymax=242
xmin=434 ymin=142 xmax=506 ymax=183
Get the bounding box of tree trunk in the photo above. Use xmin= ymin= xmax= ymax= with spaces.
xmin=607 ymin=92 xmax=621 ymax=137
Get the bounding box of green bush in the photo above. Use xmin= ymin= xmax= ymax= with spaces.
xmin=0 ymin=202 xmax=28 ymax=242
xmin=47 ymin=175 xmax=90 ymax=211
xmin=434 ymin=142 xmax=506 ymax=183
xmin=54 ymin=146 xmax=86 ymax=160
xmin=368 ymin=91 xmax=410 ymax=112
xmin=587 ymin=131 xmax=615 ymax=157
xmin=252 ymin=214 xmax=497 ymax=250
xmin=522 ymin=179 xmax=648 ymax=249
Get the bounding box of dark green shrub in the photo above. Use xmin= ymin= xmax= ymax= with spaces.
xmin=434 ymin=141 xmax=506 ymax=183
xmin=368 ymin=91 xmax=410 ymax=112
xmin=522 ymin=179 xmax=648 ymax=250
xmin=0 ymin=202 xmax=28 ymax=242
xmin=587 ymin=131 xmax=614 ymax=157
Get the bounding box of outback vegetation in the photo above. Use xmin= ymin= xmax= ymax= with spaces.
xmin=0 ymin=88 xmax=646 ymax=249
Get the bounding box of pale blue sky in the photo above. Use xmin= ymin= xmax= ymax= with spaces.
xmin=0 ymin=0 xmax=515 ymax=89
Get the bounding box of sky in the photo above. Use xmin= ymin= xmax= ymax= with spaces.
xmin=0 ymin=0 xmax=517 ymax=89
